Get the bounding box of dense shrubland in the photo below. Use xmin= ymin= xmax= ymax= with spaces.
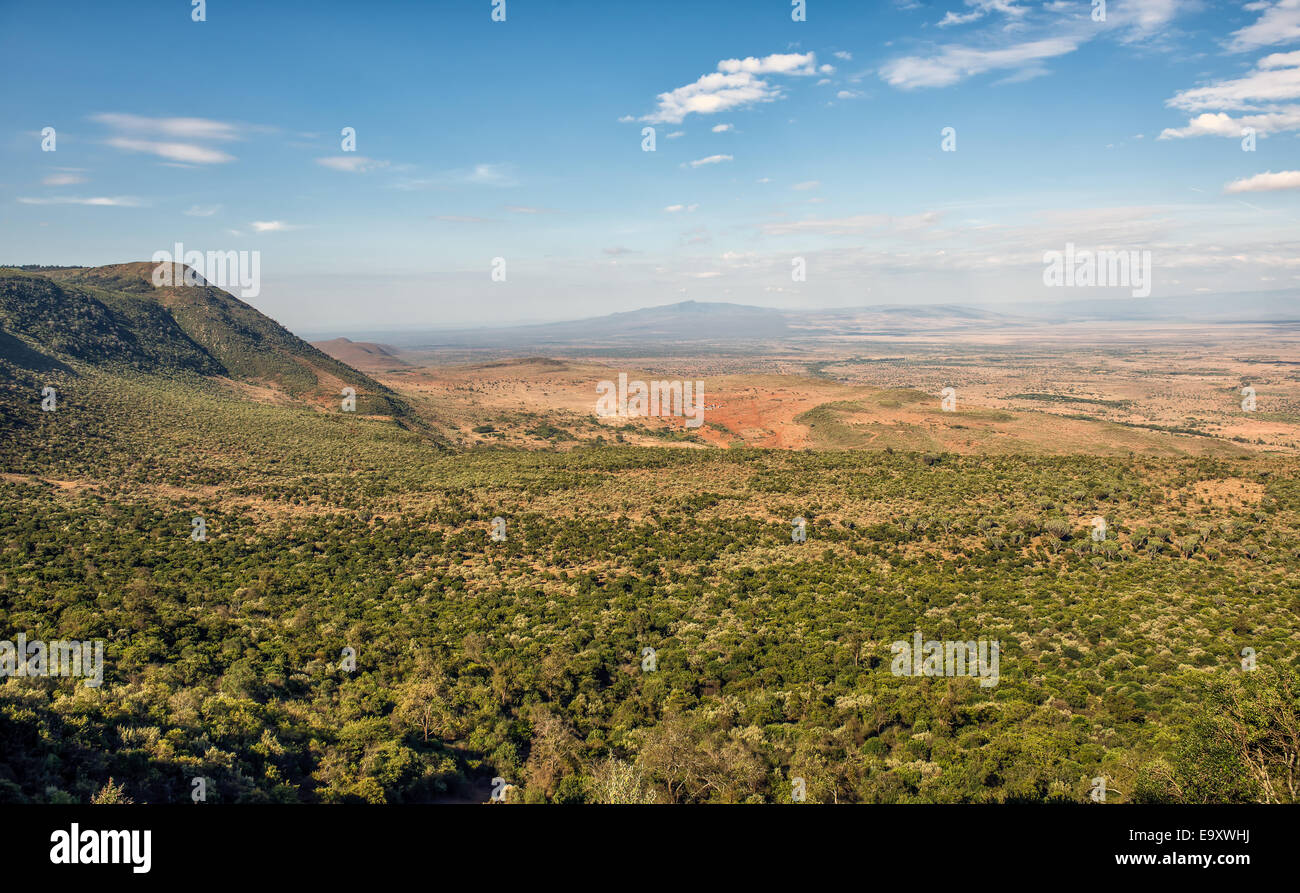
xmin=1 ymin=368 xmax=1298 ymax=803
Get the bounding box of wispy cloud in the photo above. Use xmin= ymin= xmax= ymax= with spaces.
xmin=18 ymin=195 xmax=143 ymax=206
xmin=184 ymin=204 xmax=221 ymax=217
xmin=93 ymin=113 xmax=245 ymax=165
xmin=41 ymin=172 xmax=87 ymax=186
xmin=105 ymin=137 xmax=235 ymax=164
xmin=316 ymin=155 xmax=389 ymax=172
xmin=464 ymin=163 xmax=514 ymax=185
xmin=760 ymin=211 xmax=942 ymax=236
xmin=936 ymin=0 xmax=1027 ymax=29
xmin=879 ymin=0 xmax=1183 ymax=90
xmin=1228 ymin=0 xmax=1300 ymax=52
xmin=684 ymin=154 xmax=733 ymax=168
xmin=711 ymin=123 xmax=734 ymax=132
xmin=91 ymin=113 xmax=242 ymax=141
xmin=250 ymin=220 xmax=298 ymax=232
xmin=393 ymin=163 xmax=517 ymax=189
xmin=880 ymin=37 xmax=1082 ymax=89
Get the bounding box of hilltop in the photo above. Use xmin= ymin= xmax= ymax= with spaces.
xmin=312 ymin=337 xmax=409 ymax=372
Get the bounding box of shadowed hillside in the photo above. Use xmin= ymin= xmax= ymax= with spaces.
xmin=0 ymin=265 xmax=412 ymax=423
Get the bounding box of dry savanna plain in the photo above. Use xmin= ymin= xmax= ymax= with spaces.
xmin=357 ymin=322 xmax=1300 ymax=457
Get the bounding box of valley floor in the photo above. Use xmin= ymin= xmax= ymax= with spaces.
xmin=1 ymin=368 xmax=1298 ymax=803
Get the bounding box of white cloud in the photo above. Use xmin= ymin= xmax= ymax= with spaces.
xmin=1167 ymin=53 xmax=1300 ymax=112
xmin=666 ymin=130 xmax=686 ymax=139
xmin=316 ymin=155 xmax=389 ymax=172
xmin=105 ymin=137 xmax=235 ymax=164
xmin=663 ymin=203 xmax=699 ymax=212
xmin=792 ymin=180 xmax=820 ymax=190
xmin=250 ymin=220 xmax=297 ymax=232
xmin=712 ymin=123 xmax=734 ymax=132
xmin=717 ymin=53 xmax=821 ymax=76
xmin=833 ymin=51 xmax=853 ymax=61
xmin=1261 ymin=49 xmax=1300 ymax=68
xmin=17 ymin=195 xmax=142 ymax=206
xmin=1162 ymin=51 xmax=1300 ymax=138
xmin=1160 ymin=109 xmax=1300 ymax=138
xmin=643 ymin=52 xmax=821 ymax=123
xmin=1224 ymin=169 xmax=1300 ymax=192
xmin=684 ymin=154 xmax=733 ymax=168
xmin=1228 ymin=0 xmax=1300 ymax=52
xmin=647 ymin=73 xmax=778 ymax=123
xmin=836 ymin=90 xmax=862 ymax=99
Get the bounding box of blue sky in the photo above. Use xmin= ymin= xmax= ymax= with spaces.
xmin=2 ymin=0 xmax=1297 ymax=333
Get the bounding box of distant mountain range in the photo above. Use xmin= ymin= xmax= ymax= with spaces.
xmin=347 ymin=289 xmax=1299 ymax=352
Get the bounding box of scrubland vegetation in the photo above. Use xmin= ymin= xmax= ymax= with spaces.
xmin=2 ymin=365 xmax=1298 ymax=803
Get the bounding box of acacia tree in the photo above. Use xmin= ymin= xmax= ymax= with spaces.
xmin=1140 ymin=668 xmax=1300 ymax=803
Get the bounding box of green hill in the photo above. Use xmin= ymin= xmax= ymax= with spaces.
xmin=0 ymin=264 xmax=411 ymax=421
